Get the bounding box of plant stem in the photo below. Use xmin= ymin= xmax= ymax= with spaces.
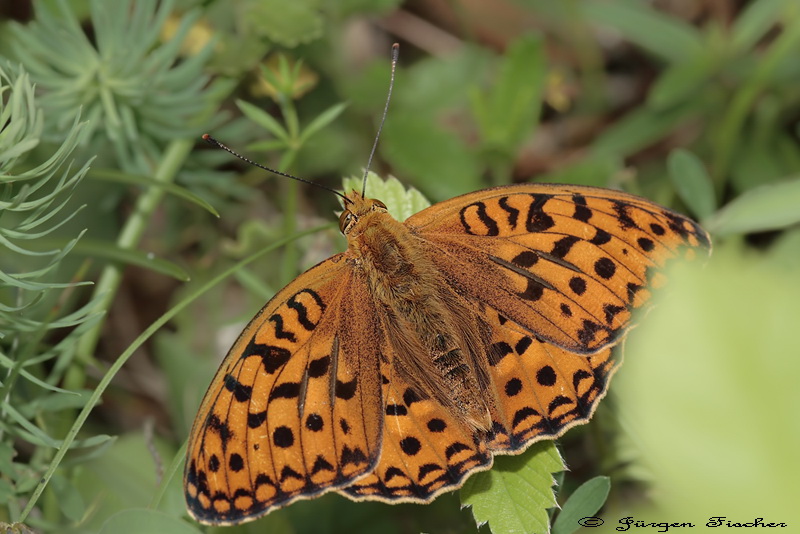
xmin=74 ymin=139 xmax=193 ymax=366
xmin=712 ymin=10 xmax=800 ymax=188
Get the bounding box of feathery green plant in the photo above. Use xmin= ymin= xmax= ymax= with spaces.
xmin=6 ymin=0 xmax=214 ymax=171
xmin=0 ymin=61 xmax=102 ymax=529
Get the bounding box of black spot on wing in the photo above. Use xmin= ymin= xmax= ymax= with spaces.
xmin=224 ymin=374 xmax=252 ymax=402
xmin=287 ymin=288 xmax=325 ymax=331
xmin=269 ymin=382 xmax=300 ymax=400
xmin=341 ymin=445 xmax=368 ymax=467
xmin=498 ymin=196 xmax=519 ymax=228
xmin=206 ymin=414 xmax=232 ymax=444
xmin=245 ymin=337 xmax=291 ymax=374
xmin=248 ymin=411 xmax=266 ymax=428
xmin=386 ymin=404 xmax=408 ymax=416
xmin=311 ymin=455 xmax=334 ymax=474
xmin=637 ymin=237 xmax=655 ymax=252
xmin=335 ymin=378 xmax=358 ymax=400
xmin=590 ymin=228 xmax=611 ymax=246
xmin=306 ymin=413 xmax=324 ymax=431
xmin=536 ymin=365 xmax=557 ymax=386
xmin=613 ymin=201 xmax=638 ymax=229
xmin=514 ymin=336 xmax=532 ymax=355
xmin=403 ymin=388 xmax=422 ymax=405
xmin=569 ymin=277 xmax=587 ymax=295
xmin=572 ymin=194 xmax=592 ymax=222
xmin=550 ymin=235 xmax=580 ymax=259
xmin=268 ymin=313 xmax=297 ymax=342
xmin=526 ymin=194 xmax=555 ymax=232
xmin=460 ymin=201 xmax=499 ymax=236
xmin=512 ymin=250 xmax=539 ymax=268
xmin=594 ymin=257 xmax=616 ymax=279
xmin=603 ymin=304 xmax=625 ymax=325
xmin=273 ymin=426 xmax=294 ymax=448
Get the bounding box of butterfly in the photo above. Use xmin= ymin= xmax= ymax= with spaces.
xmin=184 ymin=179 xmax=710 ymax=525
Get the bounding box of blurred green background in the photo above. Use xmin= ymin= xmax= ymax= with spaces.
xmin=1 ymin=0 xmax=799 ymax=532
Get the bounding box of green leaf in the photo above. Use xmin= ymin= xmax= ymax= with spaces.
xmin=552 ymin=476 xmax=610 ymax=534
xmin=730 ymin=130 xmax=799 ymax=193
xmin=471 ymin=34 xmax=546 ymax=153
xmin=381 ymin=113 xmax=482 ymax=200
xmin=6 ymin=0 xmax=213 ymax=162
xmin=333 ymin=0 xmax=403 ymax=17
xmin=590 ymin=101 xmax=702 ymax=158
xmin=461 ymin=441 xmax=564 ymax=534
xmin=247 ymin=0 xmax=324 ymax=48
xmin=580 ymin=0 xmax=704 ymax=63
xmin=89 ymin=168 xmax=219 ymax=217
xmin=539 ymin=155 xmax=622 ymax=188
xmin=342 ymin=172 xmax=430 ymax=221
xmin=237 ymin=99 xmax=289 ymax=142
xmin=0 ymin=353 xmax=81 ymax=395
xmin=70 ymin=239 xmax=191 ymax=282
xmin=0 ymin=478 xmax=14 ymax=504
xmin=712 ymin=15 xmax=800 ymax=179
xmin=248 ymin=139 xmax=292 ymax=152
xmin=731 ymin=0 xmax=792 ymax=53
xmin=768 ymin=227 xmax=800 ymax=271
xmin=667 ymin=149 xmax=716 ymax=220
xmin=620 ymin=246 xmax=798 ymax=522
xmin=364 ymin=44 xmax=491 ymax=116
xmin=647 ymin=53 xmax=716 ymax=110
xmin=49 ymin=473 xmax=86 ymax=523
xmin=704 ymin=177 xmax=800 ymax=235
xmin=298 ymin=102 xmax=348 ymax=146
xmin=99 ymin=509 xmax=202 ymax=534
xmin=21 ymin=390 xmax=92 ymax=414
xmin=2 ymin=402 xmax=113 ymax=449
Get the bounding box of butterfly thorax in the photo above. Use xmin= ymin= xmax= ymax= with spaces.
xmin=341 ymin=192 xmax=494 ymax=431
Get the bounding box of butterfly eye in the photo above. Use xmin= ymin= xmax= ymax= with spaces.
xmin=338 ymin=210 xmax=355 ymax=233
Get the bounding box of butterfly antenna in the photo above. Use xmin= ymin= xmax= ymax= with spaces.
xmin=362 ymin=43 xmax=400 ymax=197
xmin=202 ymin=134 xmax=351 ymax=204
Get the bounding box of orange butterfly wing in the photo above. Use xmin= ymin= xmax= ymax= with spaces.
xmin=340 ymin=307 xmax=617 ymax=504
xmin=333 ymin=184 xmax=706 ymax=504
xmin=407 ymin=183 xmax=710 ymax=354
xmin=185 ymin=256 xmax=386 ymax=524
xmin=341 ymin=346 xmax=494 ymax=502
xmin=186 ymin=182 xmax=709 ymax=522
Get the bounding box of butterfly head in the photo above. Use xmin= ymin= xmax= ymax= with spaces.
xmin=339 ymin=191 xmax=388 ymax=235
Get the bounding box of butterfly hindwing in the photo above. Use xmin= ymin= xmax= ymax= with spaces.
xmin=185 ymin=256 xmax=385 ymax=524
xmin=477 ymin=305 xmax=618 ymax=452
xmin=338 ymin=302 xmax=618 ymax=504
xmin=408 ymin=183 xmax=710 ymax=354
xmin=340 ymin=352 xmax=492 ymax=503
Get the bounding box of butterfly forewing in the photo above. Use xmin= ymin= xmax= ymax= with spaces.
xmin=407 ymin=184 xmax=710 ymax=354
xmin=185 ymin=256 xmax=385 ymax=525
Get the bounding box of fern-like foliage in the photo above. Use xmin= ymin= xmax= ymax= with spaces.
xmin=6 ymin=0 xmax=214 ymax=171
xmin=0 ymin=62 xmax=101 ymax=525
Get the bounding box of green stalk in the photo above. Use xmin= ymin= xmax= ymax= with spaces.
xmin=276 ymin=97 xmax=301 ymax=285
xmin=712 ymin=13 xmax=800 ymax=187
xmin=279 ymin=157 xmax=300 ymax=286
xmin=74 ymin=139 xmax=193 ymax=367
